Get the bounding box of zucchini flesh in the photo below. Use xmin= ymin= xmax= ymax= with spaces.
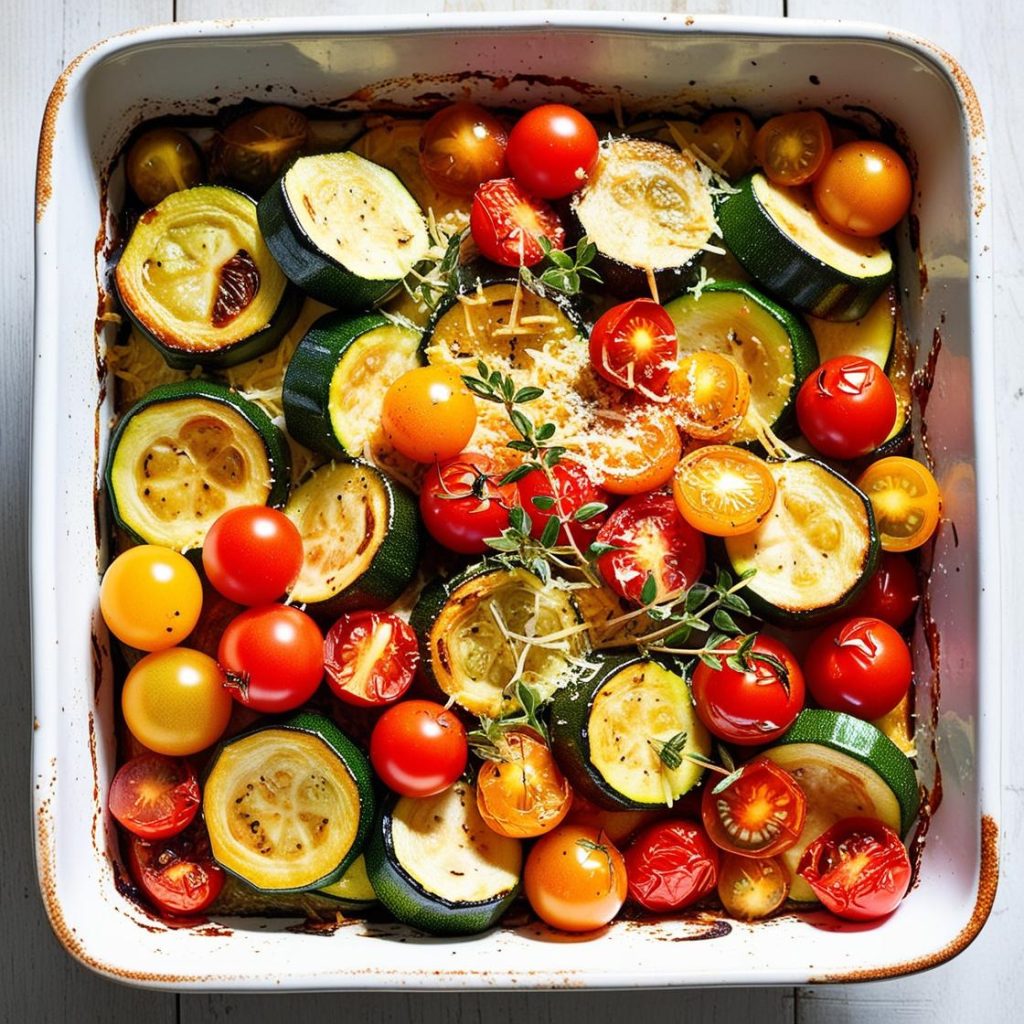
xmin=807 ymin=285 xmax=895 ymax=368
xmin=317 ymin=854 xmax=376 ymax=907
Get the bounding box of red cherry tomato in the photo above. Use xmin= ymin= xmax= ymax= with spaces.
xmin=108 ymin=753 xmax=200 ymax=840
xmin=218 ymin=604 xmax=324 ymax=713
xmin=796 ymin=356 xmax=898 ymax=459
xmin=369 ymin=700 xmax=468 ymax=798
xmin=797 ymin=816 xmax=911 ymax=921
xmin=419 ymin=102 xmax=508 ymax=196
xmin=803 ymin=616 xmax=913 ymax=720
xmin=323 ymin=611 xmax=419 ymax=707
xmin=506 ymin=104 xmax=600 ymax=199
xmin=202 ymin=506 xmax=304 ymax=606
xmin=470 ymin=177 xmax=565 ymax=267
xmin=595 ymin=493 xmax=706 ymax=604
xmin=701 ymin=756 xmax=807 ymax=858
xmin=691 ymin=635 xmax=805 ymax=746
xmin=516 ymin=460 xmax=610 ymax=549
xmin=624 ymin=820 xmax=720 ymax=912
xmin=588 ymin=299 xmax=678 ymax=395
xmin=419 ymin=453 xmax=517 ymax=554
xmin=813 ymin=141 xmax=912 ymax=237
xmin=127 ymin=822 xmax=224 ymax=917
xmin=848 ymin=552 xmax=919 ymax=627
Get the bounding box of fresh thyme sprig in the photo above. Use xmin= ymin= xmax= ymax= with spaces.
xmin=467 ymin=679 xmax=551 ymax=757
xmin=520 ymin=235 xmax=602 ymax=297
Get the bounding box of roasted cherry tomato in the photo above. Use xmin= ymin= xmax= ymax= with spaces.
xmin=696 ymin=111 xmax=758 ymax=179
xmin=122 ymin=648 xmax=232 ymax=756
xmin=754 ymin=110 xmax=833 ymax=186
xmin=667 ymin=351 xmax=751 ymax=440
xmin=469 ymin=177 xmax=565 ymax=266
xmin=419 ymin=102 xmax=508 ymax=196
xmin=624 ymin=820 xmax=720 ymax=912
xmin=202 ymin=506 xmax=304 ymax=606
xmin=218 ymin=604 xmax=324 ymax=714
xmin=849 ymin=552 xmax=919 ymax=627
xmin=382 ymin=366 xmax=477 ymax=463
xmin=125 ymin=128 xmax=202 ymax=206
xmin=691 ymin=635 xmax=805 ymax=746
xmin=588 ymin=299 xmax=678 ymax=395
xmin=717 ymin=853 xmax=790 ymax=920
xmin=856 ymin=457 xmax=942 ymax=552
xmin=590 ymin=402 xmax=683 ymax=496
xmin=701 ymin=756 xmax=807 ymax=858
xmin=323 ymin=611 xmax=419 ymax=707
xmin=506 ymin=104 xmax=599 ymax=199
xmin=523 ymin=825 xmax=627 ymax=932
xmin=369 ymin=700 xmax=468 ymax=798
xmin=672 ymin=445 xmax=776 ymax=537
xmin=796 ymin=816 xmax=911 ymax=921
xmin=216 ymin=105 xmax=308 ymax=192
xmin=796 ymin=356 xmax=897 ymax=459
xmin=476 ymin=731 xmax=572 ymax=839
xmin=108 ymin=753 xmax=200 ymax=840
xmin=516 ymin=460 xmax=610 ymax=549
xmin=127 ymin=822 xmax=224 ymax=917
xmin=595 ymin=493 xmax=706 ymax=604
xmin=813 ymin=141 xmax=912 ymax=237
xmin=419 ymin=453 xmax=517 ymax=554
xmin=803 ymin=615 xmax=913 ymax=720
xmin=100 ymin=545 xmax=203 ymax=652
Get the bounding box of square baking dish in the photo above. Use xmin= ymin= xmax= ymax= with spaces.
xmin=32 ymin=11 xmax=997 ymax=989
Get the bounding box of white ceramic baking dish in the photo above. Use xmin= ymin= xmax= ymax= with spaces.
xmin=32 ymin=11 xmax=997 ymax=989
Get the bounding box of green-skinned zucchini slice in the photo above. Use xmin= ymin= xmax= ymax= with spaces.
xmin=115 ymin=185 xmax=300 ymax=369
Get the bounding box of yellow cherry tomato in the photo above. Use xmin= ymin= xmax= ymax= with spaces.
xmin=698 ymin=111 xmax=758 ymax=179
xmin=856 ymin=456 xmax=941 ymax=552
xmin=667 ymin=351 xmax=751 ymax=440
xmin=125 ymin=128 xmax=202 ymax=206
xmin=122 ymin=648 xmax=232 ymax=756
xmin=717 ymin=853 xmax=790 ymax=921
xmin=381 ymin=366 xmax=477 ymax=463
xmin=588 ymin=403 xmax=683 ymax=496
xmin=672 ymin=445 xmax=776 ymax=536
xmin=100 ymin=545 xmax=203 ymax=651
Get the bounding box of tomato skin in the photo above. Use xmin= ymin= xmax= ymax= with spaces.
xmin=755 ymin=110 xmax=833 ymax=186
xmin=813 ymin=141 xmax=912 ymax=237
xmin=108 ymin=754 xmax=200 ymax=840
xmin=419 ymin=102 xmax=508 ymax=196
xmin=796 ymin=356 xmax=897 ymax=459
xmin=382 ymin=366 xmax=478 ymax=463
xmin=624 ymin=820 xmax=720 ymax=912
xmin=323 ymin=611 xmax=419 ymax=707
xmin=523 ymin=825 xmax=627 ymax=932
xmin=218 ymin=605 xmax=324 ymax=714
xmin=691 ymin=635 xmax=805 ymax=745
xmin=369 ymin=700 xmax=468 ymax=798
xmin=516 ymin=460 xmax=610 ymax=549
xmin=202 ymin=506 xmax=304 ymax=606
xmin=100 ymin=545 xmax=203 ymax=652
xmin=797 ymin=816 xmax=911 ymax=921
xmin=856 ymin=456 xmax=942 ymax=553
xmin=419 ymin=454 xmax=517 ymax=554
xmin=127 ymin=822 xmax=224 ymax=918
xmin=588 ymin=299 xmax=678 ymax=395
xmin=667 ymin=351 xmax=751 ymax=441
xmin=470 ymin=178 xmax=565 ymax=267
xmin=717 ymin=853 xmax=789 ymax=921
xmin=803 ymin=616 xmax=913 ymax=721
xmin=672 ymin=445 xmax=776 ymax=537
xmin=595 ymin=493 xmax=706 ymax=604
xmin=848 ymin=552 xmax=919 ymax=627
xmin=506 ymin=104 xmax=599 ymax=199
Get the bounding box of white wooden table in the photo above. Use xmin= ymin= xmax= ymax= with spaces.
xmin=3 ymin=1 xmax=1019 ymax=1020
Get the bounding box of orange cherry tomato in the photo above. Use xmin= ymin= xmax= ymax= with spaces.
xmin=667 ymin=351 xmax=751 ymax=440
xmin=381 ymin=366 xmax=477 ymax=463
xmin=476 ymin=731 xmax=572 ymax=839
xmin=523 ymin=825 xmax=627 ymax=932
xmin=717 ymin=853 xmax=790 ymax=920
xmin=697 ymin=111 xmax=757 ymax=179
xmin=856 ymin=456 xmax=941 ymax=552
xmin=587 ymin=402 xmax=683 ymax=496
xmin=419 ymin=102 xmax=508 ymax=196
xmin=672 ymin=445 xmax=776 ymax=536
xmin=755 ymin=111 xmax=833 ymax=186
xmin=813 ymin=141 xmax=912 ymax=237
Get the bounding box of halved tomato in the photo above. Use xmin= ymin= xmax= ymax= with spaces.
xmin=127 ymin=822 xmax=224 ymax=917
xmin=516 ymin=460 xmax=610 ymax=549
xmin=755 ymin=111 xmax=833 ymax=186
xmin=672 ymin=445 xmax=776 ymax=536
xmin=667 ymin=351 xmax=750 ymax=440
xmin=856 ymin=456 xmax=942 ymax=552
xmin=470 ymin=177 xmax=565 ymax=266
xmin=323 ymin=611 xmax=420 ymax=707
xmin=108 ymin=754 xmax=201 ymax=840
xmin=587 ymin=402 xmax=683 ymax=496
xmin=717 ymin=853 xmax=790 ymax=920
xmin=588 ymin=299 xmax=678 ymax=395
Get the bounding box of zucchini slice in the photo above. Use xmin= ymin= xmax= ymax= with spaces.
xmin=664 ymin=280 xmax=818 ymax=440
xmin=764 ymin=709 xmax=920 ymax=901
xmin=550 ymin=654 xmax=712 ymax=810
xmin=317 ymin=854 xmax=377 ymax=910
xmin=115 ymin=185 xmax=300 ymax=369
xmin=572 ymin=137 xmax=717 ymax=298
xmin=257 ymin=151 xmax=430 ymax=308
xmin=203 ymin=713 xmax=375 ymax=894
xmin=410 ymin=562 xmax=586 ymax=718
xmin=105 ymin=379 xmax=290 ymax=551
xmin=717 ymin=173 xmax=894 ymax=321
xmin=807 ymin=285 xmax=896 ymax=368
xmin=724 ymin=458 xmax=879 ymax=624
xmin=365 ymin=782 xmax=522 ymax=936
xmin=282 ymin=311 xmax=422 ymax=459
xmin=284 ymin=460 xmax=419 ymax=618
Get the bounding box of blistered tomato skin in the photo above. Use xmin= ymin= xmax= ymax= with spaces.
xmin=625 ymin=820 xmax=720 ymax=912
xmin=127 ymin=823 xmax=225 ymax=917
xmin=506 ymin=104 xmax=600 ymax=199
